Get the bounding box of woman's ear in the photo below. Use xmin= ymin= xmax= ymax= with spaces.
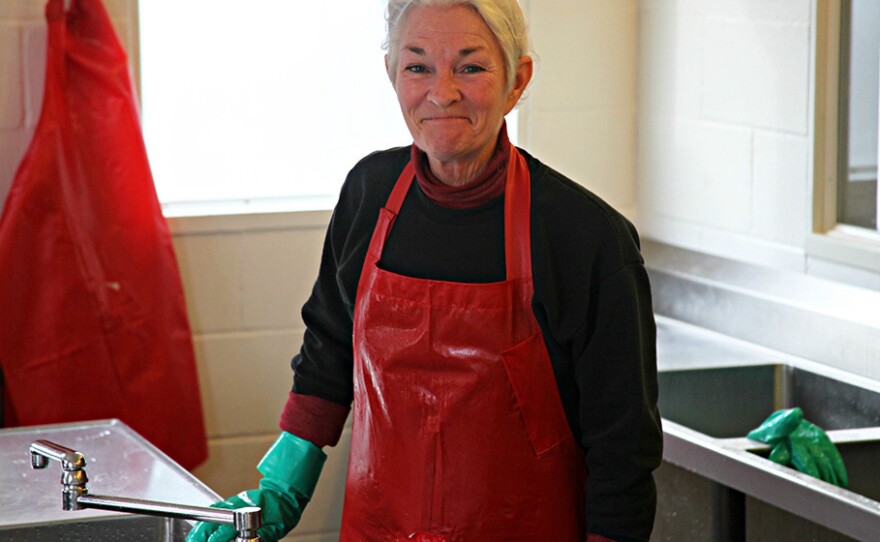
xmin=385 ymin=54 xmax=396 ymax=87
xmin=505 ymin=55 xmax=533 ymax=113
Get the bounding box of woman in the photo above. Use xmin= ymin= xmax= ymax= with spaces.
xmin=188 ymin=1 xmax=662 ymax=541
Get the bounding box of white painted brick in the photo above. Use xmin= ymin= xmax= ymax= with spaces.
xmin=0 ymin=1 xmax=45 ymax=19
xmin=0 ymin=23 xmax=23 ymax=129
xmin=638 ymin=117 xmax=701 ymax=223
xmin=529 ymin=0 xmax=636 ymax=110
xmin=701 ymin=17 xmax=810 ymax=134
xmin=639 ymin=211 xmax=706 ymax=251
xmin=529 ymin=107 xmax=636 ymax=211
xmin=193 ymin=331 xmax=299 ymax=438
xmin=240 ymin=228 xmax=325 ymax=330
xmin=752 ymin=131 xmax=809 ymax=246
xmin=111 ymin=18 xmax=132 ymax=62
xmin=637 ymin=8 xmax=704 ymax=120
xmin=22 ymin=22 xmax=46 ymax=127
xmin=638 ymin=118 xmax=752 ymax=231
xmin=192 ymin=434 xmax=276 ymax=497
xmin=172 ymin=233 xmax=244 ymax=333
xmin=0 ymin=130 xmax=32 ymax=209
xmin=699 ymin=0 xmax=812 ymax=25
xmin=102 ymin=0 xmax=137 ymax=19
xmin=689 ymin=122 xmax=754 ymax=231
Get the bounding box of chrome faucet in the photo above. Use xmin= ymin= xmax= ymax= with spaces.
xmin=30 ymin=440 xmax=262 ymax=542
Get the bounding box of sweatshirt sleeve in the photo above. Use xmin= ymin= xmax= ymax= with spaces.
xmin=282 ymin=149 xmax=406 ymax=444
xmin=289 ymin=201 xmax=360 ymax=408
xmin=524 ymin=153 xmax=662 ymax=542
xmin=577 ymin=261 xmax=662 ymax=542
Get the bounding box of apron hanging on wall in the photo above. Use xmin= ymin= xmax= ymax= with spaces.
xmin=0 ymin=0 xmax=207 ymax=470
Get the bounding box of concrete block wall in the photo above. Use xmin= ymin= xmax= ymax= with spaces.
xmin=169 ymin=211 xmax=347 ymax=542
xmin=522 ymin=0 xmax=639 ymax=219
xmin=637 ymin=0 xmax=815 ymax=272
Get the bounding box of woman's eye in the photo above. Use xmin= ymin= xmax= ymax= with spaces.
xmin=462 ymin=65 xmax=486 ymax=74
xmin=404 ymin=64 xmax=427 ymax=74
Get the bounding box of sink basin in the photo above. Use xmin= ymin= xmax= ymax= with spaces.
xmin=656 ymin=361 xmax=880 ymax=541
xmin=658 ymin=363 xmax=880 ymax=438
xmin=0 ymin=515 xmax=191 ymax=541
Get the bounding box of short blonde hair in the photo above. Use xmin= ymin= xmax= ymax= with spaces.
xmin=384 ymin=0 xmax=532 ymax=91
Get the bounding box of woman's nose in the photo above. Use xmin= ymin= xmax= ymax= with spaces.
xmin=427 ymin=72 xmax=461 ymax=107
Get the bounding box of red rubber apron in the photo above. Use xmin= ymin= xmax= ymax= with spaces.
xmin=340 ymin=146 xmax=586 ymax=541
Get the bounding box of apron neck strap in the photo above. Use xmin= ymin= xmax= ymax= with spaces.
xmin=502 ymin=146 xmax=531 ymax=280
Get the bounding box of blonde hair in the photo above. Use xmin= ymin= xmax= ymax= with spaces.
xmin=384 ymin=0 xmax=532 ymax=91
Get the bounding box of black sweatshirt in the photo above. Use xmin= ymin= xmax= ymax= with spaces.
xmin=291 ymin=146 xmax=662 ymax=542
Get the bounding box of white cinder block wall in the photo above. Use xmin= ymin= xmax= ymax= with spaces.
xmin=638 ymin=1 xmax=825 ymax=273
xmin=170 ymin=211 xmax=346 ymax=542
xmin=520 ymin=0 xmax=639 ymax=219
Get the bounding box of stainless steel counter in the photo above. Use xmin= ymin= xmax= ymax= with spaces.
xmin=0 ymin=419 xmax=217 ymax=531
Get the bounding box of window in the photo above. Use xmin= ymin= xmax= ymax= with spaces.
xmin=837 ymin=0 xmax=879 ymax=229
xmin=810 ymin=0 xmax=880 ymax=272
xmin=139 ymin=1 xmax=520 ymax=216
xmin=139 ymin=0 xmax=406 ymax=214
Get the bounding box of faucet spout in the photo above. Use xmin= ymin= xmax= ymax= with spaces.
xmin=30 ymin=440 xmax=89 ymax=510
xmin=29 ymin=440 xmax=262 ymax=542
xmin=76 ymin=495 xmax=262 ymax=541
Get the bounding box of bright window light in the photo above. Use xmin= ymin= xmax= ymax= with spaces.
xmin=139 ymin=1 xmax=519 ymax=215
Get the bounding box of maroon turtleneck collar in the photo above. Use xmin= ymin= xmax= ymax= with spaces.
xmin=411 ymin=123 xmax=511 ymax=209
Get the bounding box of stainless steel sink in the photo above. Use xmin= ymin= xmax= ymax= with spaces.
xmin=658 ymin=363 xmax=880 ymax=438
xmin=0 ymin=516 xmax=190 ymax=541
xmin=656 ymin=361 xmax=880 ymax=542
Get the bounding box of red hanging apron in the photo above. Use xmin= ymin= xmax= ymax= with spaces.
xmin=340 ymin=146 xmax=587 ymax=541
xmin=0 ymin=0 xmax=207 ymax=469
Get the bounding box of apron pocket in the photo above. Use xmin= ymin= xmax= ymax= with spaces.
xmin=501 ymin=333 xmax=571 ymax=456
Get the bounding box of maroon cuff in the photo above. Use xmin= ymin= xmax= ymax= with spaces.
xmin=279 ymin=392 xmax=350 ymax=448
xmin=586 ymin=535 xmax=616 ymax=542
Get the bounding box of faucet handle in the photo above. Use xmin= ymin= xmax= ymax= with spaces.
xmin=233 ymin=506 xmax=263 ymax=541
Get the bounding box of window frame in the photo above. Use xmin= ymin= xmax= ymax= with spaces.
xmin=808 ymin=0 xmax=880 ymax=272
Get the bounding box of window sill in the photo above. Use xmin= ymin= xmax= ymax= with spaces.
xmin=806 ymin=225 xmax=880 ymax=274
xmin=163 ymin=198 xmax=334 ymax=236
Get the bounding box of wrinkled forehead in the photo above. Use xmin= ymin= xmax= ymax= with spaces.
xmin=393 ymin=5 xmax=501 ymax=59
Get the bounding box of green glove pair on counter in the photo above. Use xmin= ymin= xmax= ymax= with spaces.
xmin=187 ymin=432 xmax=327 ymax=542
xmin=747 ymin=407 xmax=848 ymax=488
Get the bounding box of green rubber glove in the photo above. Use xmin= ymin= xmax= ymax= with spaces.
xmin=747 ymin=407 xmax=804 ymax=444
xmin=747 ymin=408 xmax=848 ymax=488
xmin=787 ymin=419 xmax=848 ymax=487
xmin=186 ymin=432 xmax=327 ymax=542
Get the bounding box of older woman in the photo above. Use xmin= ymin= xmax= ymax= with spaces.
xmin=188 ymin=1 xmax=661 ymax=541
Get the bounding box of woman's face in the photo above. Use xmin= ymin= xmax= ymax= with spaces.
xmin=387 ymin=5 xmax=531 ymax=181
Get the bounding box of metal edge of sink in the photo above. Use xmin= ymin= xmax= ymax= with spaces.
xmin=656 ymin=317 xmax=880 ymax=540
xmin=662 ymin=396 xmax=880 ymax=541
xmin=0 ymin=515 xmax=191 ymax=542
